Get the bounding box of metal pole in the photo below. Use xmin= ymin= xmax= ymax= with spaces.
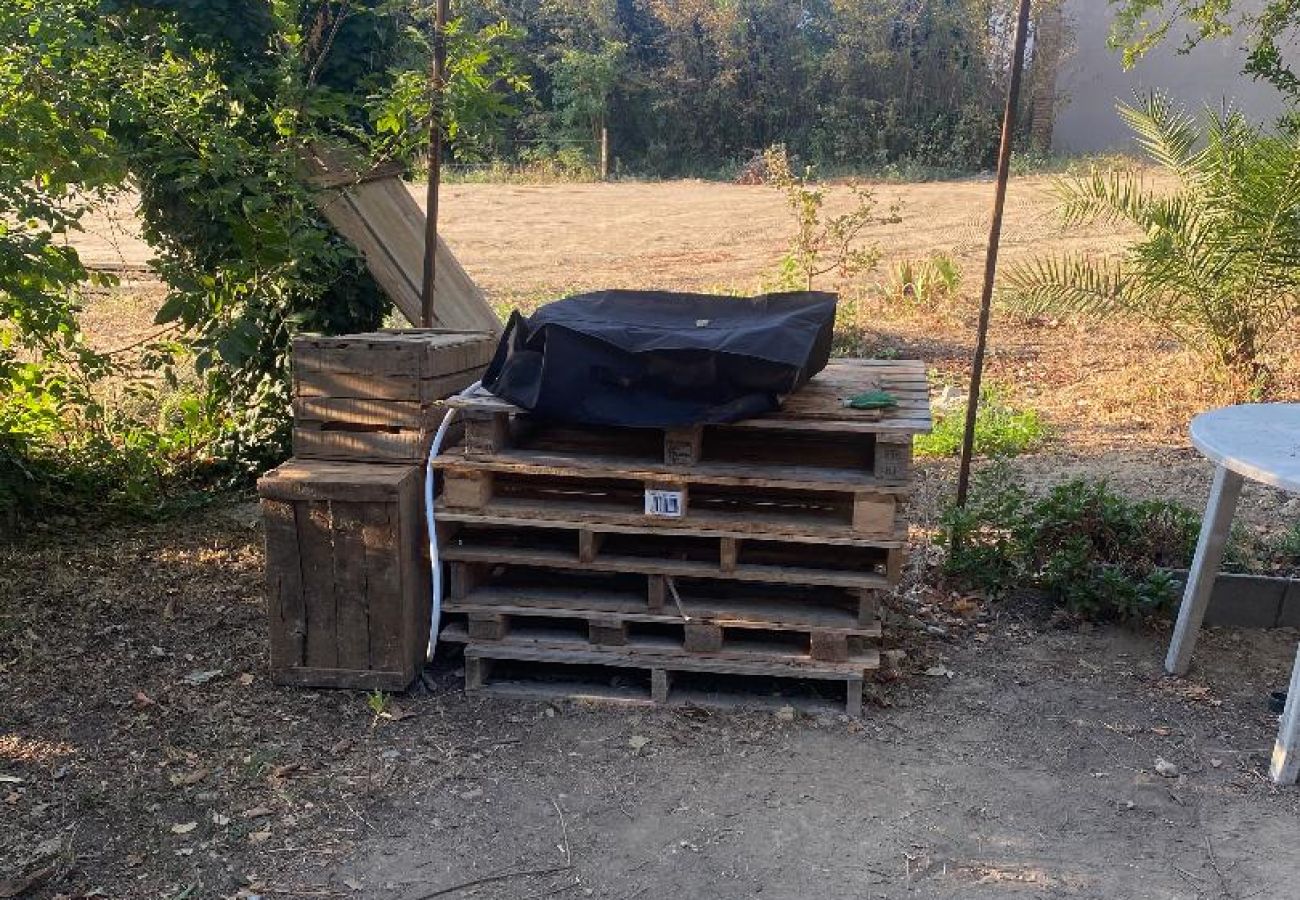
xmin=954 ymin=0 xmax=1033 ymax=510
xmin=420 ymin=0 xmax=450 ymax=329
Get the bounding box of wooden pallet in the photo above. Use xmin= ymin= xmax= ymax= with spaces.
xmin=442 ymin=359 xmax=929 ymax=483
xmin=291 ymin=329 xmax=495 ymax=463
xmin=440 ymin=520 xmax=902 ymax=589
xmin=436 ymin=358 xmax=929 ymax=714
xmin=459 ymin=642 xmax=870 ymax=715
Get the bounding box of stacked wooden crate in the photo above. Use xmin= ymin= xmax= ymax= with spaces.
xmin=432 ymin=358 xmax=932 ymax=714
xmin=258 ymin=329 xmax=497 ymax=690
xmin=291 ymin=330 xmax=496 ymax=463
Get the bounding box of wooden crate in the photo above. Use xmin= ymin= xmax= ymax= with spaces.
xmin=429 ymin=358 xmax=931 ymax=714
xmin=291 ymin=329 xmax=497 ymax=463
xmin=258 ymin=459 xmax=430 ymax=690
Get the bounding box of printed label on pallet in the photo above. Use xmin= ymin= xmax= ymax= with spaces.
xmin=644 ymin=488 xmax=685 ymax=518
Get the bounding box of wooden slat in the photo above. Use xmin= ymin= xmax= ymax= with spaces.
xmin=440 ymin=543 xmax=890 ymax=590
xmin=361 ymin=501 xmax=404 ymax=673
xmin=435 ymin=505 xmax=907 ymax=548
xmin=310 ymin=173 xmax=501 ymax=332
xmin=332 ymin=503 xmax=371 ymax=670
xmin=443 ymin=360 xmax=932 ymax=435
xmin=433 ymin=451 xmax=912 ymax=494
xmin=263 ymin=499 xmax=306 ymax=670
xmin=300 ymin=501 xmax=339 ymax=669
xmin=294 ymin=368 xmax=482 ymax=402
xmin=258 ymin=459 xmax=413 ymax=502
xmin=293 ymin=425 xmax=431 ymax=464
xmin=449 ymin=586 xmax=881 ymax=635
xmin=450 ymin=625 xmax=879 ymax=677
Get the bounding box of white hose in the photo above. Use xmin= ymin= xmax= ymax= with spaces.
xmin=425 ymin=380 xmax=483 ymax=660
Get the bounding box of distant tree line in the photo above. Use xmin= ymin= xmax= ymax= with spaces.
xmin=457 ymin=0 xmax=1061 ymax=175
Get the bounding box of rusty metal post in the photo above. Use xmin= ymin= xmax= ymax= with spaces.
xmin=954 ymin=0 xmax=1033 ymax=511
xmin=420 ymin=0 xmax=450 ymax=328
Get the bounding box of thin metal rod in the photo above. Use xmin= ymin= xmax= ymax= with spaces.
xmin=420 ymin=0 xmax=450 ymax=328
xmin=954 ymin=0 xmax=1033 ymax=510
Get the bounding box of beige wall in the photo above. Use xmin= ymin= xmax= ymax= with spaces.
xmin=1052 ymin=0 xmax=1287 ymax=153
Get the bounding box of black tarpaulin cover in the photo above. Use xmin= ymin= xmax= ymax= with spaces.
xmin=481 ymin=289 xmax=837 ymax=427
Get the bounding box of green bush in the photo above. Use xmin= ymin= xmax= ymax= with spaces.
xmin=915 ymin=387 xmax=1047 ymax=458
xmin=939 ymin=463 xmax=1200 ymax=620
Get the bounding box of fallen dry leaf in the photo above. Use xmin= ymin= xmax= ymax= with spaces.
xmin=247 ymin=830 xmax=272 ymax=844
xmin=269 ymin=762 xmax=300 ymax=780
xmin=381 ymin=702 xmax=416 ymax=722
xmin=236 ymin=672 xmax=255 ymax=687
xmin=169 ymin=821 xmax=197 ymax=835
xmin=241 ymin=805 xmax=272 ymax=820
xmin=169 ymin=768 xmax=209 ymax=788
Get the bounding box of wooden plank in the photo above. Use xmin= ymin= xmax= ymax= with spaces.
xmin=441 ymin=360 xmax=932 ymax=434
xmin=331 ymin=502 xmax=371 ymax=671
xmin=310 ymin=172 xmax=501 ymax=333
xmin=294 ymin=368 xmax=482 ymax=402
xmin=258 ymin=459 xmax=412 ymax=502
xmin=270 ymin=665 xmax=414 ymax=691
xmin=300 ymin=501 xmax=339 ymax=669
xmin=434 ymin=451 xmax=914 ymax=495
xmin=294 ymin=425 xmax=430 ymax=464
xmin=434 ymin=503 xmax=905 ymax=547
xmin=441 ymin=543 xmax=890 ymax=590
xmin=362 ymin=501 xmax=404 ymax=672
xmin=453 ymin=626 xmax=880 ymax=677
xmin=294 ymin=397 xmax=439 ymax=429
xmin=397 ymin=470 xmax=430 ymax=676
xmin=449 ymin=586 xmax=881 ymax=636
xmin=263 ymin=499 xmax=306 ymax=670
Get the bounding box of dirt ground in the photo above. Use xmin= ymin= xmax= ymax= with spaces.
xmin=5 ymin=177 xmax=1299 ymax=898
xmin=3 ymin=504 xmax=1300 ymax=900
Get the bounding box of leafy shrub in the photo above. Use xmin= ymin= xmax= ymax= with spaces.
xmin=939 ymin=464 xmax=1200 ymax=620
xmin=915 ymin=386 xmax=1047 ymax=458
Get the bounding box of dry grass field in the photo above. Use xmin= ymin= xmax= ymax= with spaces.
xmin=4 ymin=176 xmax=1299 ymax=899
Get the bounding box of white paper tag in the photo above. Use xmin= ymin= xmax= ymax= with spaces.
xmin=644 ymin=488 xmax=685 ymax=518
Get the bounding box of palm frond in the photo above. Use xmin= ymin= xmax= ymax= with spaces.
xmin=998 ymin=255 xmax=1137 ymax=318
xmin=1118 ymin=92 xmax=1197 ymax=177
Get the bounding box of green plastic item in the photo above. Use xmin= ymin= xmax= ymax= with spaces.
xmin=845 ymin=389 xmax=899 ymax=410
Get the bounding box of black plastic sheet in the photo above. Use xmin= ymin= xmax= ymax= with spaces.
xmin=481 ymin=289 xmax=836 ymax=427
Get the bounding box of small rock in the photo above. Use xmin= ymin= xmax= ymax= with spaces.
xmin=924 ymin=665 xmax=954 ymax=678
xmin=1154 ymin=757 xmax=1179 ymax=778
xmin=628 ymin=735 xmax=650 ymax=751
xmin=1210 ymin=758 xmax=1223 ymax=769
xmin=170 ymin=821 xmax=198 ymax=835
xmin=775 ymin=706 xmax=795 ymax=723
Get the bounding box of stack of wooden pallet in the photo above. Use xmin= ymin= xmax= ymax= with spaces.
xmin=432 ymin=358 xmax=932 ymax=714
xmin=258 ymin=329 xmax=497 ymax=690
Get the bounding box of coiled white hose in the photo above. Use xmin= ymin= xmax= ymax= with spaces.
xmin=425 ymin=381 xmax=482 ymax=660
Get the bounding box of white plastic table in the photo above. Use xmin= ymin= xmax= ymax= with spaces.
xmin=1165 ymin=404 xmax=1300 ymax=784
